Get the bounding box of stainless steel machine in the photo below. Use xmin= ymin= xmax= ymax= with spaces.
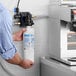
xmin=48 ymin=5 xmax=76 ymax=65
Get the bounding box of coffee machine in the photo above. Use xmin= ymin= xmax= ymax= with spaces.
xmin=49 ymin=5 xmax=76 ymax=65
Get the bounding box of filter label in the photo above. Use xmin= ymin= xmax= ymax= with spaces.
xmin=23 ymin=34 xmax=34 ymax=49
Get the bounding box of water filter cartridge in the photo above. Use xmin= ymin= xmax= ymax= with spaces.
xmin=23 ymin=26 xmax=34 ymax=62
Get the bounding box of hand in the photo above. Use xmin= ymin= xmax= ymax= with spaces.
xmin=19 ymin=59 xmax=34 ymax=69
xmin=13 ymin=28 xmax=26 ymax=41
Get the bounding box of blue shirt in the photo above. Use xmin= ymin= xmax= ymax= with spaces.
xmin=0 ymin=3 xmax=17 ymax=59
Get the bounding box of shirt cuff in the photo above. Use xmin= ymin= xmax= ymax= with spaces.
xmin=1 ymin=47 xmax=17 ymax=60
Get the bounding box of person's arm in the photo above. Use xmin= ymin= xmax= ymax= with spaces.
xmin=6 ymin=52 xmax=33 ymax=69
xmin=0 ymin=26 xmax=33 ymax=69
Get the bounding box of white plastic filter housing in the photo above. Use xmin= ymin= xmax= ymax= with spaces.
xmin=23 ymin=26 xmax=34 ymax=62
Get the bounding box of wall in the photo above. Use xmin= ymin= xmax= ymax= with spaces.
xmin=0 ymin=0 xmax=50 ymax=76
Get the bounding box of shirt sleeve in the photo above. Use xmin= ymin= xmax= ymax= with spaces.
xmin=0 ymin=30 xmax=17 ymax=60
xmin=0 ymin=6 xmax=17 ymax=60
